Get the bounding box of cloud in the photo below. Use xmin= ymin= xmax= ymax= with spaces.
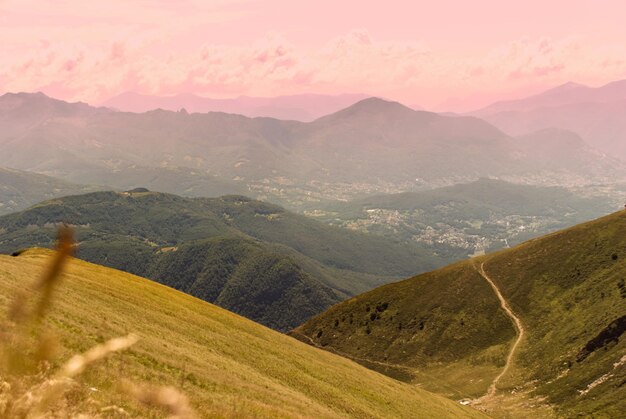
xmin=1 ymin=10 xmax=626 ymax=111
xmin=2 ymin=0 xmax=626 ymax=111
xmin=313 ymin=29 xmax=431 ymax=88
xmin=488 ymin=37 xmax=578 ymax=80
xmin=444 ymin=36 xmax=626 ymax=109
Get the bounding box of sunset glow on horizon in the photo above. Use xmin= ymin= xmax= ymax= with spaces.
xmin=1 ymin=0 xmax=625 ymax=111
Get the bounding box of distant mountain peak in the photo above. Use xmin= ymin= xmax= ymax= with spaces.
xmin=535 ymin=81 xmax=589 ymax=99
xmin=600 ymin=78 xmax=626 ymax=90
xmin=319 ymin=97 xmax=417 ymax=121
xmin=351 ymin=96 xmax=410 ymax=109
xmin=553 ymin=81 xmax=586 ymax=90
xmin=0 ymin=91 xmax=109 ymax=116
xmin=0 ymin=91 xmax=51 ymax=102
xmin=473 ymin=77 xmax=626 ymax=116
xmin=355 ymin=96 xmax=390 ymax=104
xmin=1 ymin=91 xmax=46 ymax=97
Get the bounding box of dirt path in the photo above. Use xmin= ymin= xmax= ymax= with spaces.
xmin=476 ymin=262 xmax=525 ymax=399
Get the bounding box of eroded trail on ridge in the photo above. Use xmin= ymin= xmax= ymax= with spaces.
xmin=476 ymin=262 xmax=525 ymax=399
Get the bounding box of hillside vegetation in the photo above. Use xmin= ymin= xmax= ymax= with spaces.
xmin=0 ymin=166 xmax=98 ymax=215
xmin=294 ymin=211 xmax=626 ymax=418
xmin=0 ymin=191 xmax=442 ymax=330
xmin=0 ymin=249 xmax=486 ymax=418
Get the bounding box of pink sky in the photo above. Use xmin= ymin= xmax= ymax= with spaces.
xmin=1 ymin=0 xmax=625 ymax=111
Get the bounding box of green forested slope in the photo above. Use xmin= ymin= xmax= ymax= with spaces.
xmin=0 ymin=191 xmax=441 ymax=330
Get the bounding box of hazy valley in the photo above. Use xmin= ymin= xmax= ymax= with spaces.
xmin=2 ymin=92 xmax=624 ymax=211
xmin=308 ymin=178 xmax=619 ymax=259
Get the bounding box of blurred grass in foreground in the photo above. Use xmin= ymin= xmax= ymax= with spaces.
xmin=0 ymin=225 xmax=195 ymax=418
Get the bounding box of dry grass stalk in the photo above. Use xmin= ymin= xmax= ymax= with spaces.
xmin=33 ymin=224 xmax=74 ymax=320
xmin=60 ymin=334 xmax=139 ymax=378
xmin=8 ymin=223 xmax=74 ymax=324
xmin=126 ymin=383 xmax=197 ymax=419
xmin=3 ymin=333 xmax=140 ymax=418
xmin=100 ymin=405 xmax=131 ymax=416
xmin=8 ymin=376 xmax=75 ymax=417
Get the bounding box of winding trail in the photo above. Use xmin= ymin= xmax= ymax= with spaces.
xmin=294 ymin=261 xmax=526 ymax=407
xmin=476 ymin=261 xmax=525 ymax=399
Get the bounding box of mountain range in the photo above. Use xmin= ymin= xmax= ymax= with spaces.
xmin=2 ymin=84 xmax=626 ymax=417
xmin=472 ymin=79 xmax=626 ymax=160
xmin=102 ymin=92 xmax=370 ymax=121
xmin=473 ymin=80 xmax=626 ymax=115
xmin=1 ymin=92 xmax=623 ymax=210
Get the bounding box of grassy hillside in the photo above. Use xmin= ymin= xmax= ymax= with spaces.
xmin=294 ymin=211 xmax=626 ymax=418
xmin=0 ymin=191 xmax=442 ymax=330
xmin=313 ymin=179 xmax=614 ymax=260
xmin=0 ymin=249 xmax=486 ymax=418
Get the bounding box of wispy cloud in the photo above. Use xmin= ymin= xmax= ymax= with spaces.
xmin=1 ymin=0 xmax=625 ymax=110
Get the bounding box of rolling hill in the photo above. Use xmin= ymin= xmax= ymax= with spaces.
xmin=1 ymin=92 xmax=623 ymax=209
xmin=0 ymin=248 xmax=485 ymax=418
xmin=293 ymin=211 xmax=626 ymax=417
xmin=0 ymin=166 xmax=99 ymax=215
xmin=0 ymin=190 xmax=443 ymax=331
xmin=311 ymin=178 xmax=615 ymax=260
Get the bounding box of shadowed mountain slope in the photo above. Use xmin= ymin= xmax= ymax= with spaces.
xmin=471 ymin=79 xmax=626 ymax=160
xmin=479 ymin=100 xmax=626 ymax=160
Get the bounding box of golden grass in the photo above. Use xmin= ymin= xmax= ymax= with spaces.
xmin=1 ymin=227 xmax=194 ymax=417
xmin=0 ymin=244 xmax=486 ymax=418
